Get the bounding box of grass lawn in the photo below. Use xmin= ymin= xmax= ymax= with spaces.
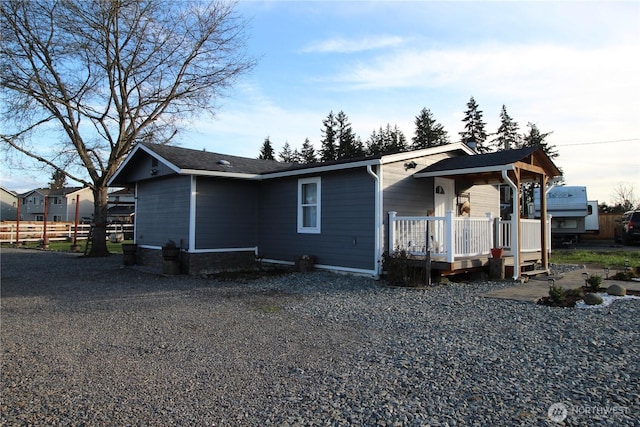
xmin=2 ymin=240 xmax=133 ymax=254
xmin=550 ymin=249 xmax=640 ymax=269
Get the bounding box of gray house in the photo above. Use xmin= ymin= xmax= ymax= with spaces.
xmin=108 ymin=143 xmax=561 ymax=278
xmin=18 ymin=187 xmax=94 ymax=222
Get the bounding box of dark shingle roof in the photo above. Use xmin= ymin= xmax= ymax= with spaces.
xmin=143 ymin=143 xmax=294 ymax=174
xmin=416 ymin=146 xmax=539 ymax=174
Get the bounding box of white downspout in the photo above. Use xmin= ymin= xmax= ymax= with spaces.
xmin=502 ymin=168 xmax=519 ymax=280
xmin=367 ymin=164 xmax=382 ymax=278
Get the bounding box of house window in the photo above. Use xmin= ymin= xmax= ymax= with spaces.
xmin=53 ymin=215 xmax=62 ymax=222
xmin=35 ymin=215 xmax=44 ymax=221
xmin=298 ymin=177 xmax=321 ymax=233
xmin=53 ymin=197 xmax=62 ymax=205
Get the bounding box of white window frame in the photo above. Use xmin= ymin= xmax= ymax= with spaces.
xmin=297 ymin=177 xmax=321 ymax=234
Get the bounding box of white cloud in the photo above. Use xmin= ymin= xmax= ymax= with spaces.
xmin=301 ymin=35 xmax=406 ymax=54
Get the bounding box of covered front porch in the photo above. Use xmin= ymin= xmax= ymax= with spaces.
xmin=388 ymin=210 xmax=551 ymax=276
xmin=395 ymin=146 xmax=562 ymax=279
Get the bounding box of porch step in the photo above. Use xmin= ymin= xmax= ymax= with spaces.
xmin=505 ymin=262 xmax=544 ymax=277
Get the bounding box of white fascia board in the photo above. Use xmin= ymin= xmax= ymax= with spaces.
xmin=179 ymin=169 xmax=260 ymax=180
xmin=414 ymin=164 xmax=513 ymax=178
xmin=107 ymin=144 xmax=181 ymax=186
xmin=381 ymin=142 xmax=474 ymax=164
xmin=260 ymin=159 xmax=382 ymax=180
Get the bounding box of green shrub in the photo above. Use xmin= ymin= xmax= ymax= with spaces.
xmin=565 ymin=287 xmax=584 ymax=299
xmin=586 ymin=275 xmax=603 ymax=292
xmin=549 ymin=285 xmax=566 ymax=304
xmin=382 ymin=250 xmax=425 ymax=287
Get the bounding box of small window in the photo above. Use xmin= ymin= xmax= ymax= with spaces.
xmin=298 ymin=177 xmax=321 ymax=233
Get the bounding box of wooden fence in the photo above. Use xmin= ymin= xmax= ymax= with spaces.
xmin=0 ymin=221 xmax=134 ymax=244
xmin=582 ymin=213 xmax=618 ymax=240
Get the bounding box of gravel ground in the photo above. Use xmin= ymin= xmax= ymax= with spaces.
xmin=1 ymin=248 xmax=638 ymax=426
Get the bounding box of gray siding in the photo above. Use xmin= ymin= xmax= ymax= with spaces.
xmin=136 ymin=176 xmax=190 ymax=248
xmin=194 ymin=177 xmax=258 ymax=249
xmin=383 ymin=153 xmax=453 ymax=216
xmin=258 ymin=168 xmax=377 ymax=271
xmin=464 ymin=184 xmax=500 ymax=218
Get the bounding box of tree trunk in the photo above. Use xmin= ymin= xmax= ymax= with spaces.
xmin=87 ymin=185 xmax=110 ymax=257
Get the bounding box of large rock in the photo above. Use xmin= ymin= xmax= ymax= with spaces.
xmin=583 ymin=293 xmax=603 ymax=306
xmin=606 ymin=284 xmax=627 ymax=296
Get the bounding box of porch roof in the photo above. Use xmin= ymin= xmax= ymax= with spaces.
xmin=413 ymin=146 xmax=562 ymax=184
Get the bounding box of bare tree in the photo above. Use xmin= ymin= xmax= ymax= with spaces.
xmin=1 ymin=0 xmax=254 ymax=255
xmin=612 ymin=183 xmax=638 ymax=211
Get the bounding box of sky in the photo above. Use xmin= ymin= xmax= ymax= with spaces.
xmin=2 ymin=0 xmax=639 ymax=205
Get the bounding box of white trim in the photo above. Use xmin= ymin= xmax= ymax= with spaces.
xmin=133 ymin=183 xmax=138 ymax=244
xmin=297 ymin=177 xmax=321 ymax=234
xmin=189 ymin=176 xmax=196 ymax=252
xmin=414 ymin=164 xmax=514 ymax=178
xmin=366 ymin=164 xmax=382 ymax=278
xmin=263 ymin=159 xmax=381 ymax=180
xmin=261 ymin=259 xmax=377 ymax=277
xmin=380 ymin=142 xmax=474 ymax=164
xmin=189 ymin=247 xmax=258 ymax=254
xmin=179 ymin=169 xmax=260 ymax=180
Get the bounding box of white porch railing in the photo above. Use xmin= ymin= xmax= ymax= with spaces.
xmin=389 ymin=211 xmax=551 ymax=263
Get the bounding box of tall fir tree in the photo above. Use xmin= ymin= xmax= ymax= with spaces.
xmin=49 ymin=169 xmax=68 ymax=189
xmin=366 ymin=124 xmax=408 ymax=155
xmin=335 ymin=110 xmax=362 ymax=159
xmin=366 ymin=127 xmax=385 ymax=156
xmin=258 ymin=136 xmax=275 ymax=160
xmin=300 ymin=138 xmax=317 ymax=163
xmin=411 ymin=108 xmax=449 ymax=149
xmin=493 ymin=105 xmax=520 ymax=151
xmin=320 ymin=111 xmax=338 ymax=161
xmin=278 ymin=142 xmax=296 ymax=162
xmin=386 ymin=124 xmax=408 ymax=154
xmin=459 ymin=96 xmax=489 ymax=153
xmin=522 ymin=122 xmax=557 ymax=158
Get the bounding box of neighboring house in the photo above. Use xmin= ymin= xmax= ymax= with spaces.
xmin=108 ymin=143 xmax=561 ymax=279
xmin=107 ymin=188 xmax=135 ymax=223
xmin=18 ymin=187 xmax=94 ymax=222
xmin=0 ymin=186 xmax=18 ymax=221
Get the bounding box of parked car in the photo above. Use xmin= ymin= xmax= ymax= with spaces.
xmin=614 ymin=210 xmax=640 ymax=244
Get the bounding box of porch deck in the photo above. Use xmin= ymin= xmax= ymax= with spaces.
xmin=405 ymin=251 xmax=543 ymax=276
xmin=389 ymin=211 xmax=551 ymax=278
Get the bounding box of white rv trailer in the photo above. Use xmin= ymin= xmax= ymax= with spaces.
xmin=533 ymin=186 xmax=599 ymax=244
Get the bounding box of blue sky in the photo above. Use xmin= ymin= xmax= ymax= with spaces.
xmin=3 ymin=1 xmax=639 ymax=205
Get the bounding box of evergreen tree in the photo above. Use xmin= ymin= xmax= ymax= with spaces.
xmin=521 ymin=122 xmax=558 ymax=158
xmin=386 ymin=124 xmax=408 ymax=154
xmin=278 ymin=142 xmax=295 ymax=162
xmin=366 ymin=124 xmax=408 ymax=156
xmin=459 ymin=97 xmax=489 ymax=153
xmin=493 ymin=105 xmax=520 ymax=151
xmin=366 ymin=127 xmax=385 ymax=156
xmin=320 ymin=111 xmax=338 ymax=161
xmin=258 ymin=137 xmax=275 ymax=160
xmin=300 ymin=138 xmax=317 ymax=163
xmin=411 ymin=108 xmax=449 ymax=149
xmin=49 ymin=169 xmax=68 ymax=190
xmin=335 ymin=111 xmax=361 ymax=159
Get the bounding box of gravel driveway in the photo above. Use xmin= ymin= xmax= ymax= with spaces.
xmin=1 ymin=248 xmax=638 ymax=426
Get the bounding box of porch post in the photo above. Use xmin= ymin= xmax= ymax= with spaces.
xmin=539 ymin=174 xmax=549 ymax=270
xmin=388 ymin=211 xmax=397 ymax=254
xmin=445 ymin=210 xmax=454 ymax=263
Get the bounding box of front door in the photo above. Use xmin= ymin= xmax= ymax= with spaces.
xmin=434 ymin=177 xmax=455 ymax=217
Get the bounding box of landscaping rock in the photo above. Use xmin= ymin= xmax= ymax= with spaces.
xmin=607 ymin=284 xmax=627 ymax=296
xmin=583 ymin=292 xmax=603 ymax=305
